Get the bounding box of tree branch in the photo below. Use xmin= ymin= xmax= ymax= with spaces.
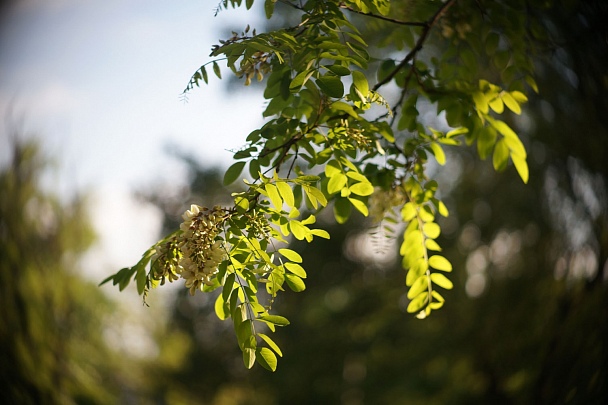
xmin=373 ymin=0 xmax=457 ymax=91
xmin=339 ymin=4 xmax=427 ymax=27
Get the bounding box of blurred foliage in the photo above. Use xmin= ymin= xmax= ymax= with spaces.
xmin=0 ymin=135 xmax=159 ymax=404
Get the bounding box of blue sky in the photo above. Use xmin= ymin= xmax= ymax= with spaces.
xmin=0 ymin=0 xmax=265 ymax=280
xmin=1 ymin=0 xmax=264 ymax=190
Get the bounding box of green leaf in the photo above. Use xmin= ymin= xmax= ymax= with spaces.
xmin=276 ymin=182 xmax=295 ymax=208
xmin=324 ymin=64 xmax=351 ymax=76
xmin=278 ymin=248 xmax=302 ymax=263
xmin=422 ymin=222 xmax=441 ymax=239
xmin=408 ymin=275 xmax=428 ymax=299
xmin=489 ymin=96 xmax=504 ymax=113
xmin=243 ymin=348 xmax=256 ymax=369
xmin=425 ymin=239 xmax=442 ymax=251
xmin=256 ymin=347 xmax=278 ymax=372
xmin=222 ymin=273 xmax=236 ymax=302
xmin=215 ymin=294 xmax=230 ymax=320
xmin=351 ymin=70 xmax=369 ymax=97
xmin=428 ymin=255 xmax=452 ymax=272
xmin=407 ymin=292 xmax=429 ymax=313
xmin=237 ymin=320 xmax=255 ymax=350
xmin=502 ymin=92 xmax=521 ymax=114
xmin=430 ymin=273 xmax=453 ymax=290
xmin=492 ymin=139 xmax=510 ymax=171
xmin=285 ymin=262 xmax=307 ymax=278
xmin=349 ymin=181 xmax=374 ymax=196
xmin=473 ymin=91 xmax=488 ymax=114
xmin=316 ymin=75 xmax=344 ymax=98
xmin=289 ymin=220 xmax=307 ymax=240
xmin=212 ymin=61 xmax=222 ymax=79
xmin=290 ymin=70 xmax=313 ymax=92
xmin=258 ymin=333 xmax=283 ymax=357
xmin=259 ymin=314 xmax=290 ymax=326
xmin=512 ymin=153 xmax=529 ymax=184
xmin=135 ymin=264 xmax=146 ymax=295
xmin=310 ymin=229 xmax=330 ymax=239
xmin=334 ymin=197 xmax=352 ymax=224
xmin=348 ymin=197 xmax=369 ymax=216
xmin=477 ymin=126 xmax=497 ymax=160
xmin=265 ymin=183 xmax=283 ymax=209
xmin=306 ymin=185 xmax=327 ymax=206
xmin=285 ymin=273 xmax=306 ymax=292
xmin=429 ymin=142 xmax=446 ymax=165
xmin=401 ymin=202 xmax=417 ymax=222
xmin=224 ymin=161 xmax=246 ymax=185
xmin=328 ymin=173 xmax=348 ymax=194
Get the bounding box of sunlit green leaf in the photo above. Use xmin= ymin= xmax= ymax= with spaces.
xmin=243 ymin=348 xmax=256 ymax=369
xmin=408 ymin=275 xmax=428 ymax=299
xmin=328 ymin=173 xmax=348 ymax=194
xmin=348 ymin=197 xmax=369 ymax=216
xmin=259 ymin=314 xmax=290 ymax=326
xmin=407 ymin=292 xmax=429 ymax=313
xmin=349 ymin=181 xmax=374 ymax=196
xmin=285 ymin=273 xmax=306 ymax=292
xmin=256 ymin=347 xmax=278 ymax=372
xmin=430 ymin=273 xmax=453 ymax=290
xmin=276 ymin=182 xmax=294 ymax=208
xmin=258 ymin=333 xmax=283 ymax=357
xmin=285 ymin=262 xmax=307 ymax=278
xmin=493 ymin=139 xmax=510 ymax=171
xmin=423 ymin=222 xmax=441 ymax=239
xmin=278 ymin=248 xmax=302 ymax=263
xmin=429 ymin=142 xmax=446 ymax=165
xmin=428 ymin=255 xmax=452 ymax=272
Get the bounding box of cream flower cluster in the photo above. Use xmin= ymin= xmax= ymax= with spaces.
xmin=369 ymin=186 xmax=406 ymax=223
xmin=152 ymin=205 xmax=228 ymax=295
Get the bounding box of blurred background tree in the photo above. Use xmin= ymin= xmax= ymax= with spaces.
xmin=0 ymin=133 xmax=167 ymax=404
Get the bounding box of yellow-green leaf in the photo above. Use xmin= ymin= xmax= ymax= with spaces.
xmin=512 ymin=153 xmax=529 ymax=184
xmin=256 ymin=347 xmax=278 ymax=372
xmin=408 ymin=275 xmax=428 ymax=299
xmin=285 ymin=273 xmax=306 ymax=292
xmin=285 ymin=262 xmax=307 ymax=278
xmin=265 ymin=183 xmax=283 ymax=209
xmin=349 ymin=181 xmax=374 ymax=196
xmin=243 ymin=348 xmax=256 ymax=369
xmin=428 ymin=255 xmax=452 ymax=272
xmin=276 ymin=182 xmax=295 ymax=208
xmin=425 ymin=239 xmax=442 ymax=251
xmin=328 ymin=173 xmax=348 ymax=194
xmin=289 ymin=220 xmax=307 ymax=240
xmin=430 ymin=273 xmax=453 ymax=289
xmin=258 ymin=333 xmax=283 ymax=357
xmin=348 ymin=197 xmax=369 ymax=216
xmin=278 ymin=248 xmax=302 ymax=263
xmin=430 ymin=142 xmax=446 ymax=165
xmin=423 ymin=222 xmax=441 ymax=239
xmin=407 ymin=292 xmax=429 ymax=313
xmin=401 ymin=202 xmax=417 ymax=221
xmin=493 ymin=139 xmax=509 ymax=171
xmin=502 ymin=92 xmax=521 ymax=114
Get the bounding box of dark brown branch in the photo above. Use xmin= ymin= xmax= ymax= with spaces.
xmin=372 ymin=0 xmax=457 ymax=91
xmin=339 ymin=4 xmax=427 ymax=27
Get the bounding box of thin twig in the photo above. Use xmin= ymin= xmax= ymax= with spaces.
xmin=339 ymin=5 xmax=427 ymax=27
xmin=373 ymin=0 xmax=457 ymax=91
